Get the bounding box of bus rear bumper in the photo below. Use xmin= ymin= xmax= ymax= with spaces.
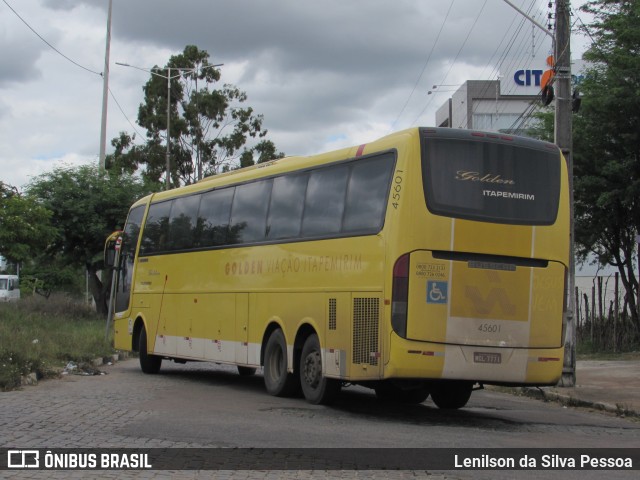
xmin=385 ymin=335 xmax=564 ymax=386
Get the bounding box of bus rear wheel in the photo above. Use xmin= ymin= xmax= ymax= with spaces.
xmin=430 ymin=381 xmax=473 ymax=409
xmin=263 ymin=329 xmax=299 ymax=396
xmin=299 ymin=334 xmax=340 ymax=405
xmin=138 ymin=326 xmax=162 ymax=374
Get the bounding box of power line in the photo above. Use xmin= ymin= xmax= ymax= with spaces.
xmin=389 ymin=0 xmax=456 ymax=132
xmin=410 ymin=0 xmax=489 ymax=126
xmin=1 ymin=0 xmax=102 ymax=77
xmin=108 ymin=88 xmax=146 ymax=142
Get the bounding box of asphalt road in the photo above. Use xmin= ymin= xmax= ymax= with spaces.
xmin=1 ymin=358 xmax=639 ymax=479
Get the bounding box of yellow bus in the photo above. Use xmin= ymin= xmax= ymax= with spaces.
xmin=110 ymin=127 xmax=569 ymax=409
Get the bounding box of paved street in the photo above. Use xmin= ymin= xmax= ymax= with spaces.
xmin=1 ymin=359 xmax=639 ymax=479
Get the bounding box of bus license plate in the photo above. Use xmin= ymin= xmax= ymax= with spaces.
xmin=474 ymin=352 xmax=502 ymax=364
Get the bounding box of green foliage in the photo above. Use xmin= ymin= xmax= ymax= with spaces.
xmin=24 ymin=164 xmax=151 ymax=313
xmin=526 ymin=107 xmax=554 ymax=143
xmin=26 ymin=165 xmax=147 ymax=265
xmin=0 ymin=295 xmax=113 ymax=391
xmin=573 ymin=0 xmax=640 ymax=325
xmin=0 ymin=181 xmax=57 ymax=267
xmin=107 ymin=45 xmax=284 ymax=187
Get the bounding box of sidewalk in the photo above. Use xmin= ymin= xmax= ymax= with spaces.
xmin=518 ymin=359 xmax=640 ymax=417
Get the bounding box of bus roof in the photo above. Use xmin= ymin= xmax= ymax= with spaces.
xmin=130 ymin=127 xmax=558 ymax=207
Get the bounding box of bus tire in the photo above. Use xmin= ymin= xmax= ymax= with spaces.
xmin=299 ymin=333 xmax=340 ymax=405
xmin=375 ymin=382 xmax=430 ymax=404
xmin=263 ymin=329 xmax=299 ymax=397
xmin=430 ymin=381 xmax=472 ymax=409
xmin=139 ymin=326 xmax=162 ymax=374
xmin=237 ymin=366 xmax=257 ymax=376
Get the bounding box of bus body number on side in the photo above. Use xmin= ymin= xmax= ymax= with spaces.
xmin=392 ymin=170 xmax=403 ymax=209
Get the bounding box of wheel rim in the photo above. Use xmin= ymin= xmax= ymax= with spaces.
xmin=268 ymin=345 xmax=284 ymax=382
xmin=303 ymin=350 xmax=321 ymax=389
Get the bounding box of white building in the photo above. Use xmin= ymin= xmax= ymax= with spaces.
xmin=435 ymin=58 xmax=585 ymax=135
xmin=435 ymin=78 xmax=540 ymax=135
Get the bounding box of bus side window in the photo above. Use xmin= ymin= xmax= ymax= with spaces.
xmin=198 ymin=188 xmax=234 ymax=247
xmin=167 ymin=195 xmax=201 ymax=251
xmin=266 ymin=173 xmax=308 ymax=240
xmin=302 ymin=165 xmax=349 ymax=237
xmin=343 ymin=154 xmax=394 ymax=232
xmin=141 ymin=201 xmax=172 ymax=255
xmin=230 ymin=179 xmax=273 ymax=244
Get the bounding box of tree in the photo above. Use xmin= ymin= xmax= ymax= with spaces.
xmin=25 ymin=165 xmax=151 ymax=314
xmin=573 ymin=0 xmax=640 ymax=327
xmin=0 ymin=181 xmax=56 ymax=271
xmin=108 ymin=45 xmax=284 ymax=187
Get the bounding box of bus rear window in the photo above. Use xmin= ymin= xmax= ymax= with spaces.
xmin=421 ymin=134 xmax=561 ymax=225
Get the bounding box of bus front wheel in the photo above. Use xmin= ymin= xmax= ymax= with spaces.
xmin=430 ymin=381 xmax=472 ymax=409
xmin=138 ymin=326 xmax=162 ymax=374
xmin=299 ymin=334 xmax=340 ymax=405
xmin=263 ymin=329 xmax=299 ymax=396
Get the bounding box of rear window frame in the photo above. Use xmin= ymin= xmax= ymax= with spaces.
xmin=421 ymin=130 xmax=562 ymax=226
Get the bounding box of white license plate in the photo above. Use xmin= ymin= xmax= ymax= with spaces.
xmin=474 ymin=352 xmax=502 ymax=364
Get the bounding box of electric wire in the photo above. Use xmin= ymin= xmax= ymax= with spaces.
xmin=453 ymin=1 xmax=551 ymax=130
xmin=410 ymin=0 xmax=489 ymax=126
xmin=1 ymin=0 xmax=102 ymax=77
xmin=453 ymin=0 xmax=540 ymax=126
xmin=108 ymin=88 xmax=146 ymax=142
xmin=389 ymin=0 xmax=456 ymax=132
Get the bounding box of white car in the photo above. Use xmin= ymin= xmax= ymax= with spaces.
xmin=0 ymin=275 xmax=20 ymax=302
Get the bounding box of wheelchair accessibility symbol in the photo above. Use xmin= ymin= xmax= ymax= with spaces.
xmin=427 ymin=281 xmax=448 ymax=304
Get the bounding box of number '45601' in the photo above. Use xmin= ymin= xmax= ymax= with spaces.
xmin=392 ymin=170 xmax=403 ymax=209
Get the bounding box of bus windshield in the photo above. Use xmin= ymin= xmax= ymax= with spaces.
xmin=421 ymin=130 xmax=561 ymax=225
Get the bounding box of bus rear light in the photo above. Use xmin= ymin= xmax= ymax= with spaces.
xmin=391 ymin=254 xmax=410 ymax=338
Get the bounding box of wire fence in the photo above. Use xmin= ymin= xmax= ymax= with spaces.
xmin=575 ymin=274 xmax=640 ymax=352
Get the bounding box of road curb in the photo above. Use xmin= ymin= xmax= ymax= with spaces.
xmin=516 ymin=386 xmax=640 ymax=419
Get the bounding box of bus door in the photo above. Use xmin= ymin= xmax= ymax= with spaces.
xmin=113 ymin=205 xmax=146 ymax=313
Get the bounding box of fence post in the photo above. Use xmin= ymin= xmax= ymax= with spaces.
xmin=575 ymin=287 xmax=580 ymax=327
xmin=591 ymin=285 xmax=596 ymax=346
xmin=614 ymin=273 xmax=619 ymax=353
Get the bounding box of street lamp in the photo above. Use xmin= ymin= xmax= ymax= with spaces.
xmin=427 ymin=84 xmax=461 ymax=95
xmin=115 ymin=61 xmax=222 ymax=190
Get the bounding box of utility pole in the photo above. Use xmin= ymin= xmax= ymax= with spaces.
xmin=165 ymin=67 xmax=172 ymax=191
xmin=502 ymin=0 xmax=575 ymax=386
xmin=98 ymin=0 xmax=113 ymax=171
xmin=555 ymin=0 xmax=576 ymax=387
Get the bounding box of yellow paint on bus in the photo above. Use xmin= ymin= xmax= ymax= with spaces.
xmin=110 ymin=127 xmax=569 ymax=408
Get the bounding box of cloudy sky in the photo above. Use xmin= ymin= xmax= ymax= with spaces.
xmin=0 ymin=0 xmax=594 ymax=190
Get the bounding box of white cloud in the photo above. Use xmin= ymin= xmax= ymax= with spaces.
xmin=0 ymin=0 xmax=594 ymax=190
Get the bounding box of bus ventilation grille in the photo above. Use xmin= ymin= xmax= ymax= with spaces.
xmin=352 ymin=297 xmax=379 ymax=366
xmin=329 ymin=298 xmax=337 ymax=330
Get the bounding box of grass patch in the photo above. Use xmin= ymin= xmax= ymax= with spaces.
xmin=0 ymin=295 xmax=114 ymax=391
xmin=577 ymin=351 xmax=640 ymax=361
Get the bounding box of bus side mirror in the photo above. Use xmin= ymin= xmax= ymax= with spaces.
xmin=104 ymin=230 xmax=122 ymax=269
